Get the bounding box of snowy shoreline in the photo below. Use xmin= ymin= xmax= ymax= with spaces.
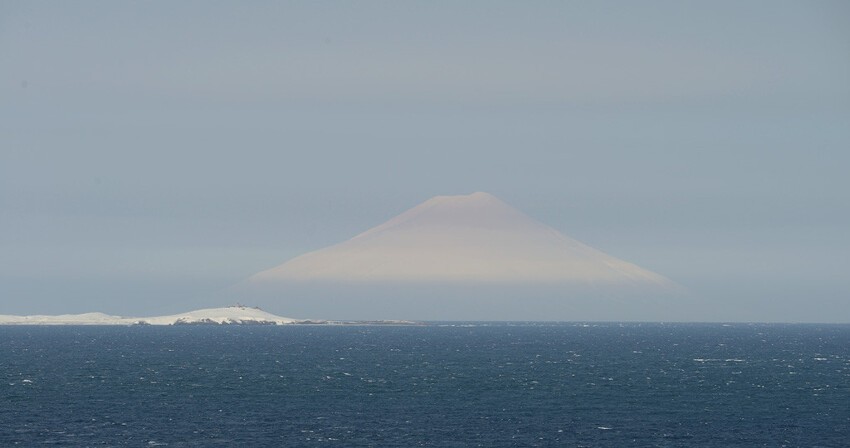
xmin=0 ymin=305 xmax=420 ymax=326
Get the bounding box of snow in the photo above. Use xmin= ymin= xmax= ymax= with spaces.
xmin=0 ymin=306 xmax=422 ymax=326
xmin=0 ymin=312 xmax=129 ymax=325
xmin=0 ymin=306 xmax=303 ymax=326
xmin=248 ymin=192 xmax=676 ymax=287
xmin=140 ymin=306 xmax=301 ymax=325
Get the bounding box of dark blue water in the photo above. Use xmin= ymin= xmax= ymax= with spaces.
xmin=1 ymin=323 xmax=848 ymax=446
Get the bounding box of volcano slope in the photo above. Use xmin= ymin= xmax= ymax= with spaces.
xmin=243 ymin=192 xmax=684 ymax=321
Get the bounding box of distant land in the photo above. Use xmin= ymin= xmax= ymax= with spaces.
xmin=0 ymin=305 xmax=419 ymax=326
xmin=249 ymin=192 xmax=675 ymax=287
xmin=240 ymin=192 xmax=683 ymax=321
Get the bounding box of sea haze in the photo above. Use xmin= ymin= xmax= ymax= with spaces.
xmin=2 ymin=323 xmax=848 ymax=446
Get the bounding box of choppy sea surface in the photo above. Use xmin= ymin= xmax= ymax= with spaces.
xmin=1 ymin=323 xmax=848 ymax=447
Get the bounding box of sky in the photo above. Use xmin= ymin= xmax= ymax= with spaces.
xmin=1 ymin=1 xmax=849 ymax=321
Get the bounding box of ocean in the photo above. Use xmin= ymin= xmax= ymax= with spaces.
xmin=1 ymin=323 xmax=848 ymax=446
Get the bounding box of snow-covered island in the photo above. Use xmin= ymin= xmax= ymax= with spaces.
xmin=0 ymin=305 xmax=420 ymax=326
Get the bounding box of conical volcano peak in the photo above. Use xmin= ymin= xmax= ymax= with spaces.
xmin=426 ymin=191 xmax=501 ymax=206
xmin=248 ymin=193 xmax=676 ymax=288
xmin=409 ymin=192 xmax=510 ymax=215
xmin=354 ymin=192 xmax=535 ymax=238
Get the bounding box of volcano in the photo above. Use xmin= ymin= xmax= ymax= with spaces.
xmin=248 ymin=192 xmax=673 ymax=288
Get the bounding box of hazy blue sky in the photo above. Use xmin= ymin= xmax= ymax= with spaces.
xmin=2 ymin=1 xmax=849 ymax=321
